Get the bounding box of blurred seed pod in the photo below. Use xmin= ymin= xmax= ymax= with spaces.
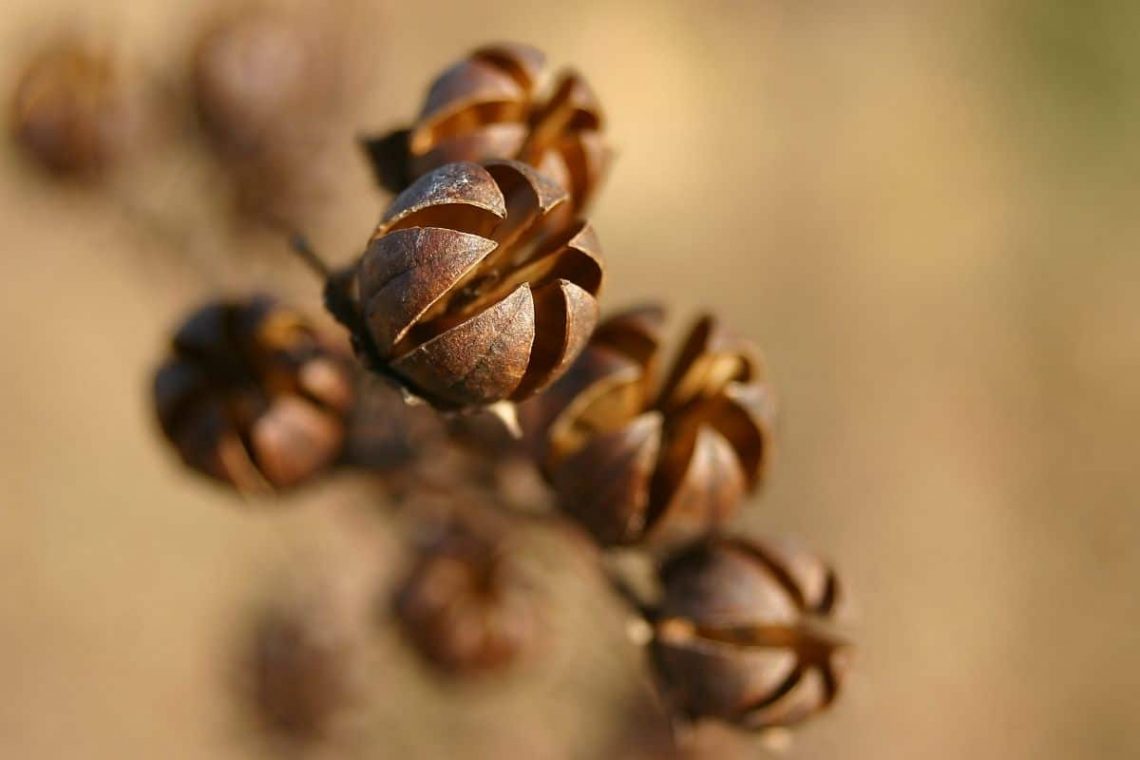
xmin=192 ymin=8 xmax=342 ymax=222
xmin=153 ymin=296 xmax=354 ymax=492
xmin=393 ymin=512 xmax=538 ymax=676
xmin=10 ymin=40 xmax=140 ymax=177
xmin=363 ymin=42 xmax=610 ymax=214
xmin=339 ymin=159 xmax=603 ymax=411
xmin=240 ymin=586 xmax=359 ymax=744
xmin=651 ymin=536 xmax=849 ymax=730
xmin=519 ymin=306 xmax=775 ymax=549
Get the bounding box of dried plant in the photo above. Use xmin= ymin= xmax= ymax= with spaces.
xmin=11 ymin=40 xmax=141 ymax=177
xmin=340 ymin=159 xmax=603 ymax=411
xmin=520 ymin=306 xmax=777 ymax=549
xmin=11 ymin=27 xmax=852 ymax=757
xmin=191 ymin=7 xmax=346 ymax=224
xmin=153 ymin=296 xmax=354 ymax=492
xmin=651 ymin=536 xmax=848 ymax=729
xmin=393 ymin=510 xmax=539 ymax=676
xmin=363 ymin=43 xmax=609 ymax=213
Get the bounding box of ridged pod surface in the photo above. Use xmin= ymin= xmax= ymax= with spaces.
xmin=520 ymin=306 xmax=775 ymax=548
xmin=353 ymin=159 xmax=603 ymax=411
xmin=153 ymin=297 xmax=354 ymax=492
xmin=364 ymin=43 xmax=609 ymax=214
xmin=653 ymin=536 xmax=848 ymax=729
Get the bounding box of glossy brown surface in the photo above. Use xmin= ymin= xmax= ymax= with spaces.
xmin=354 ymin=159 xmax=603 ymax=410
xmin=521 ymin=307 xmax=775 ymax=548
xmin=652 ymin=536 xmax=846 ymax=730
xmin=364 ymin=43 xmax=609 ymax=213
xmin=393 ymin=515 xmax=537 ymax=677
xmin=10 ymin=42 xmax=137 ymax=177
xmin=153 ymin=297 xmax=354 ymax=492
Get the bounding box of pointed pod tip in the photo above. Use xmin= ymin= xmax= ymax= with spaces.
xmin=484 ymin=400 xmax=522 ymax=438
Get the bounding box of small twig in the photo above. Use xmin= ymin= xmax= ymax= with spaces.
xmin=259 ymin=210 xmax=333 ymax=280
xmin=287 ymin=231 xmax=332 ymax=279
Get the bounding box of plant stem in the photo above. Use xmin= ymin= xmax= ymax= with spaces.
xmin=288 ymin=231 xmax=331 ymax=278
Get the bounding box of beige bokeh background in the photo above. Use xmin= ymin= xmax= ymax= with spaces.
xmin=3 ymin=0 xmax=1139 ymax=758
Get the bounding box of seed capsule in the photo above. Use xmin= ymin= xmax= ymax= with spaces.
xmin=363 ymin=43 xmax=609 ymax=213
xmin=242 ymin=593 xmax=356 ymax=743
xmin=192 ymin=9 xmax=341 ymax=220
xmin=652 ymin=536 xmax=849 ymax=730
xmin=520 ymin=306 xmax=775 ymax=548
xmin=347 ymin=159 xmax=603 ymax=411
xmin=10 ymin=41 xmax=138 ymax=177
xmin=153 ymin=296 xmax=354 ymax=492
xmin=393 ymin=515 xmax=536 ymax=676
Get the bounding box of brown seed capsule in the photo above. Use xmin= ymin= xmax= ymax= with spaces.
xmin=652 ymin=536 xmax=848 ymax=730
xmin=393 ymin=515 xmax=536 ymax=676
xmin=153 ymin=296 xmax=354 ymax=492
xmin=519 ymin=306 xmax=775 ymax=548
xmin=10 ymin=41 xmax=138 ymax=177
xmin=348 ymin=159 xmax=603 ymax=411
xmin=363 ymin=43 xmax=610 ymax=213
xmin=241 ymin=592 xmax=356 ymax=744
xmin=192 ymin=9 xmax=341 ymax=220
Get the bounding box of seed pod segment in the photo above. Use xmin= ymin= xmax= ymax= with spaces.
xmin=153 ymin=296 xmax=354 ymax=492
xmin=652 ymin=536 xmax=849 ymax=730
xmin=363 ymin=43 xmax=610 ymax=213
xmin=351 ymin=159 xmax=603 ymax=411
xmin=520 ymin=307 xmax=775 ymax=548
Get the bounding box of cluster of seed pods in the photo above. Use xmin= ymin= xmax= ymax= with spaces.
xmin=9 ymin=29 xmax=851 ymax=750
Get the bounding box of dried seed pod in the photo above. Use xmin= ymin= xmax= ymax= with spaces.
xmin=393 ymin=515 xmax=537 ymax=676
xmin=363 ymin=43 xmax=610 ymax=213
xmin=192 ymin=9 xmax=341 ymax=220
xmin=519 ymin=306 xmax=775 ymax=548
xmin=348 ymin=159 xmax=603 ymax=411
xmin=241 ymin=590 xmax=357 ymax=743
xmin=10 ymin=41 xmax=138 ymax=177
xmin=652 ymin=536 xmax=848 ymax=730
xmin=153 ymin=296 xmax=354 ymax=492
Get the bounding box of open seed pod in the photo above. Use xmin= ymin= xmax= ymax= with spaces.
xmin=10 ymin=41 xmax=139 ymax=177
xmin=519 ymin=306 xmax=775 ymax=548
xmin=393 ymin=512 xmax=537 ymax=677
xmin=652 ymin=536 xmax=849 ymax=730
xmin=363 ymin=43 xmax=609 ymax=213
xmin=345 ymin=159 xmax=603 ymax=411
xmin=153 ymin=296 xmax=354 ymax=492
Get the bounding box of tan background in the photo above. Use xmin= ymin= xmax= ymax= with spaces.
xmin=3 ymin=0 xmax=1139 ymax=758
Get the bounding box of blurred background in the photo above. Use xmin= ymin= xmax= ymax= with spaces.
xmin=3 ymin=0 xmax=1139 ymax=758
